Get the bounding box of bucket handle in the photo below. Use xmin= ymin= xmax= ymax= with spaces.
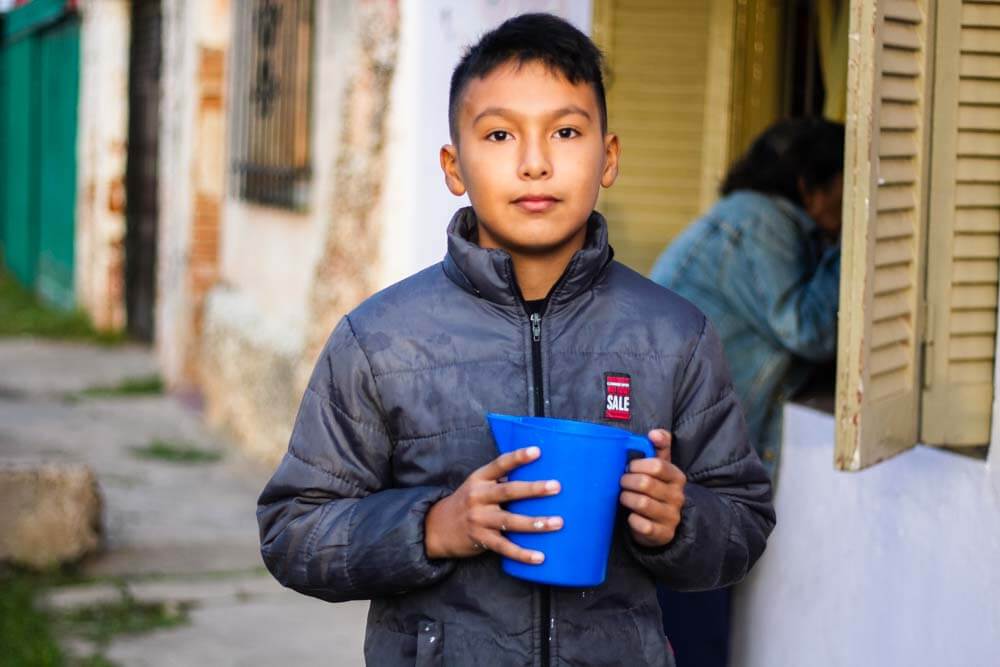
xmin=626 ymin=434 xmax=656 ymax=460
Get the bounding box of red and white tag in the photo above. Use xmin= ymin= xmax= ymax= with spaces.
xmin=604 ymin=373 xmax=632 ymax=421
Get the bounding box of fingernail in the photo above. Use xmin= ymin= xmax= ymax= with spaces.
xmin=526 ymin=446 xmax=540 ymax=458
xmin=531 ymin=551 xmax=544 ymax=564
xmin=548 ymin=517 xmax=563 ymax=529
xmin=544 ymin=480 xmax=560 ymax=493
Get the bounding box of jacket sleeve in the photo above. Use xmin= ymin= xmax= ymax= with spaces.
xmin=727 ymin=218 xmax=841 ymax=362
xmin=627 ymin=316 xmax=775 ymax=590
xmin=256 ymin=316 xmax=455 ymax=603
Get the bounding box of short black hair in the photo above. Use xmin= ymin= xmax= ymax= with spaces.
xmin=448 ymin=13 xmax=608 ymax=142
xmin=721 ymin=117 xmax=846 ymax=205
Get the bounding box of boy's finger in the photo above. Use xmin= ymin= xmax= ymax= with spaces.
xmin=647 ymin=429 xmax=672 ymax=462
xmin=477 ymin=447 xmax=540 ymax=480
xmin=619 ymin=472 xmax=672 ymax=502
xmin=628 ymin=456 xmax=686 ymax=483
xmin=487 ymin=510 xmax=563 ymax=533
xmin=619 ymin=490 xmax=672 ymax=522
xmin=481 ymin=532 xmax=545 ymax=565
xmin=481 ymin=479 xmax=560 ymax=504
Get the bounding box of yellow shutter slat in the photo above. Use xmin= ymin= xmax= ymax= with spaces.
xmin=837 ymin=0 xmax=931 ymax=470
xmin=956 ymin=130 xmax=1000 ymax=154
xmin=960 ymin=53 xmax=1000 ymax=78
xmin=958 ymin=78 xmax=1000 ymax=103
xmin=958 ymin=105 xmax=1000 ymax=128
xmin=872 ymin=317 xmax=912 ymax=348
xmin=884 ymin=20 xmax=922 ymax=50
xmin=950 ymin=335 xmax=997 ymax=360
xmin=953 ymin=257 xmax=1000 ymax=282
xmin=956 ymin=156 xmax=1000 ymax=180
xmin=951 ymin=310 xmax=999 ymax=334
xmin=955 ymin=183 xmax=1000 ymax=206
xmin=954 ymin=233 xmax=1000 ymax=257
xmin=962 ymin=3 xmax=1000 ymax=28
xmin=874 ymin=265 xmax=913 ymax=293
xmin=955 ymin=207 xmax=1000 ymax=230
xmin=876 ymin=209 xmax=918 ymax=238
xmin=922 ymin=0 xmax=999 ymax=447
xmin=885 ymin=0 xmax=922 ymax=23
xmin=960 ymin=27 xmax=1000 ymax=53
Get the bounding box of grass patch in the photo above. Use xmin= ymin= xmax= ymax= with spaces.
xmin=1 ymin=566 xmax=191 ymax=666
xmin=55 ymin=587 xmax=190 ymax=647
xmin=0 ymin=569 xmax=64 ymax=666
xmin=77 ymin=376 xmax=164 ymax=399
xmin=0 ymin=268 xmax=123 ymax=344
xmin=130 ymin=439 xmax=222 ymax=464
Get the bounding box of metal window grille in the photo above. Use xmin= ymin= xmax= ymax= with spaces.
xmin=229 ymin=0 xmax=313 ymax=210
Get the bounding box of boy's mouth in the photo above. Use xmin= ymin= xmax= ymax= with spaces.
xmin=512 ymin=194 xmax=560 ymax=213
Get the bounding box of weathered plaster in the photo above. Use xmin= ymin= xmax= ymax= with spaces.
xmin=75 ymin=0 xmax=130 ymax=331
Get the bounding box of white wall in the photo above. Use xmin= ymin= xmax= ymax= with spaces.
xmin=156 ymin=0 xmax=198 ymax=384
xmin=731 ymin=403 xmax=1000 ymax=667
xmin=378 ymin=0 xmax=593 ymax=288
xmin=215 ymin=1 xmax=355 ymax=348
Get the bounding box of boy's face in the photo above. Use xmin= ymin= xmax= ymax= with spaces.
xmin=441 ymin=60 xmax=620 ymax=257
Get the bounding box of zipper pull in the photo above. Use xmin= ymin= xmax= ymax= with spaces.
xmin=530 ymin=313 xmax=542 ymax=342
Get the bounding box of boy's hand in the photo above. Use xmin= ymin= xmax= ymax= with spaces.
xmin=620 ymin=429 xmax=686 ymax=548
xmin=424 ymin=446 xmax=563 ymax=564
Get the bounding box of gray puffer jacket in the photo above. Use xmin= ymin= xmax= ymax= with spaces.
xmin=257 ymin=207 xmax=775 ymax=666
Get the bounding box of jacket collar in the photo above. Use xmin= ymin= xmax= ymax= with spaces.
xmin=442 ymin=206 xmax=613 ymax=310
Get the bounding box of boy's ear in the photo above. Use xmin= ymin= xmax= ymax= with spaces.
xmin=601 ymin=133 xmax=621 ymax=189
xmin=440 ymin=144 xmax=467 ymax=196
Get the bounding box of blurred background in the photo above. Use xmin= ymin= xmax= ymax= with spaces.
xmin=0 ymin=0 xmax=998 ymax=665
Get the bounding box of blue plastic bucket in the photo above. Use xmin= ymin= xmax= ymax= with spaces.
xmin=486 ymin=413 xmax=655 ymax=587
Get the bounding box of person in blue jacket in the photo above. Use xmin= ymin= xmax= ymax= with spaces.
xmin=650 ymin=116 xmax=844 ymax=667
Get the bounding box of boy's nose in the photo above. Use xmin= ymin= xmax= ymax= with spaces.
xmin=519 ymin=142 xmax=551 ymax=180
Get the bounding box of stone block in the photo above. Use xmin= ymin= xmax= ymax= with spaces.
xmin=0 ymin=462 xmax=103 ymax=569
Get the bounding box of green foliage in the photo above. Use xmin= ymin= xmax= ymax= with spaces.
xmin=77 ymin=376 xmax=164 ymax=398
xmin=130 ymin=440 xmax=223 ymax=464
xmin=55 ymin=587 xmax=190 ymax=645
xmin=0 ymin=571 xmax=64 ymax=666
xmin=0 ymin=267 xmax=123 ymax=343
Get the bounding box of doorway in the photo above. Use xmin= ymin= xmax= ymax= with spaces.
xmin=125 ymin=0 xmax=162 ymax=341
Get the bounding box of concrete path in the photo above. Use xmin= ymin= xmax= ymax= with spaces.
xmin=0 ymin=338 xmax=367 ymax=666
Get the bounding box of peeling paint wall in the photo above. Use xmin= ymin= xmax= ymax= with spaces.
xmin=199 ymin=0 xmax=376 ymax=463
xmin=75 ymin=0 xmax=130 ymax=331
xmin=156 ymin=0 xmax=229 ymax=388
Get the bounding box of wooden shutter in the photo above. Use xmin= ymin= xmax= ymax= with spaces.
xmin=921 ymin=0 xmax=1000 ymax=446
xmin=836 ymin=0 xmax=934 ymax=470
xmin=592 ymin=0 xmax=713 ymax=275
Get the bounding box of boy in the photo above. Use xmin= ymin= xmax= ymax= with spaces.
xmin=258 ymin=13 xmax=774 ymax=667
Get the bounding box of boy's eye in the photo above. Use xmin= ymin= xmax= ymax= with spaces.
xmin=554 ymin=128 xmax=579 ymax=139
xmin=487 ymin=130 xmax=511 ymax=142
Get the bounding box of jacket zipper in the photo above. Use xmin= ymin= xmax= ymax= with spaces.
xmin=528 ymin=310 xmax=551 ymax=667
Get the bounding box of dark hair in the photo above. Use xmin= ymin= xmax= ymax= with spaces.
xmin=721 ymin=117 xmax=846 ymax=205
xmin=448 ymin=13 xmax=608 ymax=141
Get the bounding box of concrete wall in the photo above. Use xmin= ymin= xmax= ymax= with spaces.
xmin=75 ymin=0 xmax=130 ymax=331
xmin=730 ymin=402 xmax=1000 ymax=667
xmin=379 ymin=0 xmax=594 ymax=288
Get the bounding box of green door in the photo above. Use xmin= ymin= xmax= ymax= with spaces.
xmin=0 ymin=35 xmax=40 ymax=289
xmin=36 ymin=16 xmax=79 ymax=309
xmin=0 ymin=0 xmax=80 ymax=309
